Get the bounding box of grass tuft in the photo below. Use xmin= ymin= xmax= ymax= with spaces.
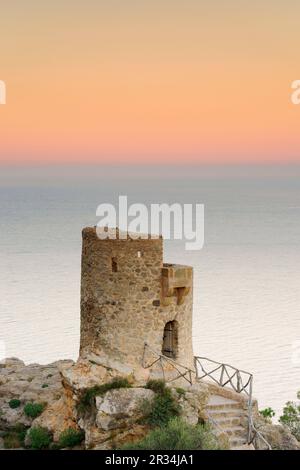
xmin=3 ymin=424 xmax=28 ymax=449
xmin=58 ymin=427 xmax=85 ymax=448
xmin=145 ymin=379 xmax=166 ymax=394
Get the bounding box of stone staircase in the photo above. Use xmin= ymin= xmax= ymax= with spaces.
xmin=205 ymin=395 xmax=254 ymax=450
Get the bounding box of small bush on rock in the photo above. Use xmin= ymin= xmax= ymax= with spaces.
xmin=24 ymin=402 xmax=45 ymax=418
xmin=28 ymin=426 xmax=52 ymax=449
xmin=13 ymin=423 xmax=28 ymax=445
xmin=121 ymin=417 xmax=222 ymax=450
xmin=58 ymin=428 xmax=85 ymax=448
xmin=3 ymin=433 xmax=21 ymax=449
xmin=260 ymin=407 xmax=275 ymax=420
xmin=9 ymin=399 xmax=21 ymax=409
xmin=146 ymin=379 xmax=166 ymax=394
xmin=142 ymin=381 xmax=180 ymax=427
xmin=279 ymin=391 xmax=300 ymax=442
xmin=3 ymin=424 xmax=28 ymax=449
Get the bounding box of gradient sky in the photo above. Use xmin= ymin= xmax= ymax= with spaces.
xmin=0 ymin=0 xmax=300 ymax=164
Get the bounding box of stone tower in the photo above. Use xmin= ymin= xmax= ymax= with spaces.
xmin=80 ymin=227 xmax=194 ymax=373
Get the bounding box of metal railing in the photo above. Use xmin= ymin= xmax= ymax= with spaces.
xmin=141 ymin=345 xmax=271 ymax=449
xmin=194 ymin=356 xmax=271 ymax=450
xmin=142 ymin=342 xmax=195 ymax=385
xmin=194 ymin=356 xmax=253 ymax=396
xmin=248 ymin=411 xmax=272 ymax=450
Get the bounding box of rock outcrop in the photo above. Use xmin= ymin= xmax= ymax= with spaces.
xmin=0 ymin=356 xmax=212 ymax=450
xmin=252 ymin=414 xmax=300 ymax=450
xmin=1 ymin=356 xmax=299 ymax=450
xmin=0 ymin=358 xmax=75 ymax=436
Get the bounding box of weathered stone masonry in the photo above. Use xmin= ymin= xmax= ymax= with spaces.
xmin=80 ymin=227 xmax=194 ymax=371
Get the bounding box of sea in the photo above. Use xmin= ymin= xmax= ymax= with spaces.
xmin=1 ymin=164 xmax=300 ymax=418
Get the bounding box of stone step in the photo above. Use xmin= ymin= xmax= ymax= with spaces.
xmin=205 ymin=394 xmax=249 ymax=450
xmin=208 ymin=409 xmax=245 ymax=420
xmin=206 ymin=395 xmax=242 ymax=411
xmin=230 ymin=437 xmax=249 ymax=449
xmin=212 ymin=416 xmax=242 ymax=428
xmin=232 ymin=443 xmax=255 ymax=451
xmin=206 ymin=402 xmax=242 ymax=411
xmin=224 ymin=426 xmax=247 ymax=438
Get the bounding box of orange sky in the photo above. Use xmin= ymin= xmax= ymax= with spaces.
xmin=0 ymin=1 xmax=300 ymax=164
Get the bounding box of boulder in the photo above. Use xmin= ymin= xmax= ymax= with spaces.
xmin=59 ymin=358 xmax=114 ymax=393
xmin=95 ymin=388 xmax=155 ymax=431
xmin=173 ymin=382 xmax=210 ymax=425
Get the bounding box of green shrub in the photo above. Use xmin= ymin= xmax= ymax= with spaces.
xmin=13 ymin=423 xmax=28 ymax=445
xmin=260 ymin=407 xmax=275 ymax=419
xmin=142 ymin=383 xmax=180 ymax=427
xmin=175 ymin=387 xmax=186 ymax=397
xmin=146 ymin=379 xmax=166 ymax=394
xmin=58 ymin=427 xmax=85 ymax=448
xmin=24 ymin=402 xmax=45 ymax=418
xmin=121 ymin=417 xmax=222 ymax=450
xmin=28 ymin=426 xmax=52 ymax=449
xmin=42 ymin=384 xmax=49 ymax=388
xmin=77 ymin=377 xmax=132 ymax=413
xmin=3 ymin=424 xmax=28 ymax=449
xmin=9 ymin=399 xmax=21 ymax=409
xmin=3 ymin=433 xmax=21 ymax=449
xmin=279 ymin=391 xmax=300 ymax=441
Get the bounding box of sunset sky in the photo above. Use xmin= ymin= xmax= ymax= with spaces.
xmin=0 ymin=0 xmax=300 ymax=164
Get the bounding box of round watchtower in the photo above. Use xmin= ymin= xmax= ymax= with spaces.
xmin=80 ymin=227 xmax=194 ymax=372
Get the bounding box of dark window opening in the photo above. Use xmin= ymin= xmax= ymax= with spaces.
xmin=162 ymin=321 xmax=178 ymax=359
xmin=111 ymin=257 xmax=118 ymax=272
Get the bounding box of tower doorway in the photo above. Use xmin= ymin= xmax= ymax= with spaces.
xmin=162 ymin=321 xmax=178 ymax=359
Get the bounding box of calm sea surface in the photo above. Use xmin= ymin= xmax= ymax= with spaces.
xmin=1 ymin=164 xmax=300 ymax=417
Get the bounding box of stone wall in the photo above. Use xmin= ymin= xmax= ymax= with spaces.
xmin=80 ymin=227 xmax=194 ymax=372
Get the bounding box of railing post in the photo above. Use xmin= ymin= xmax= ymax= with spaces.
xmin=247 ymin=376 xmax=253 ymax=444
xmin=220 ymin=364 xmax=225 ymax=386
xmin=194 ymin=357 xmax=198 ymax=380
xmin=142 ymin=343 xmax=147 ymax=368
xmin=237 ymin=372 xmax=241 ymax=393
xmin=160 ymin=357 xmax=165 ymax=381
